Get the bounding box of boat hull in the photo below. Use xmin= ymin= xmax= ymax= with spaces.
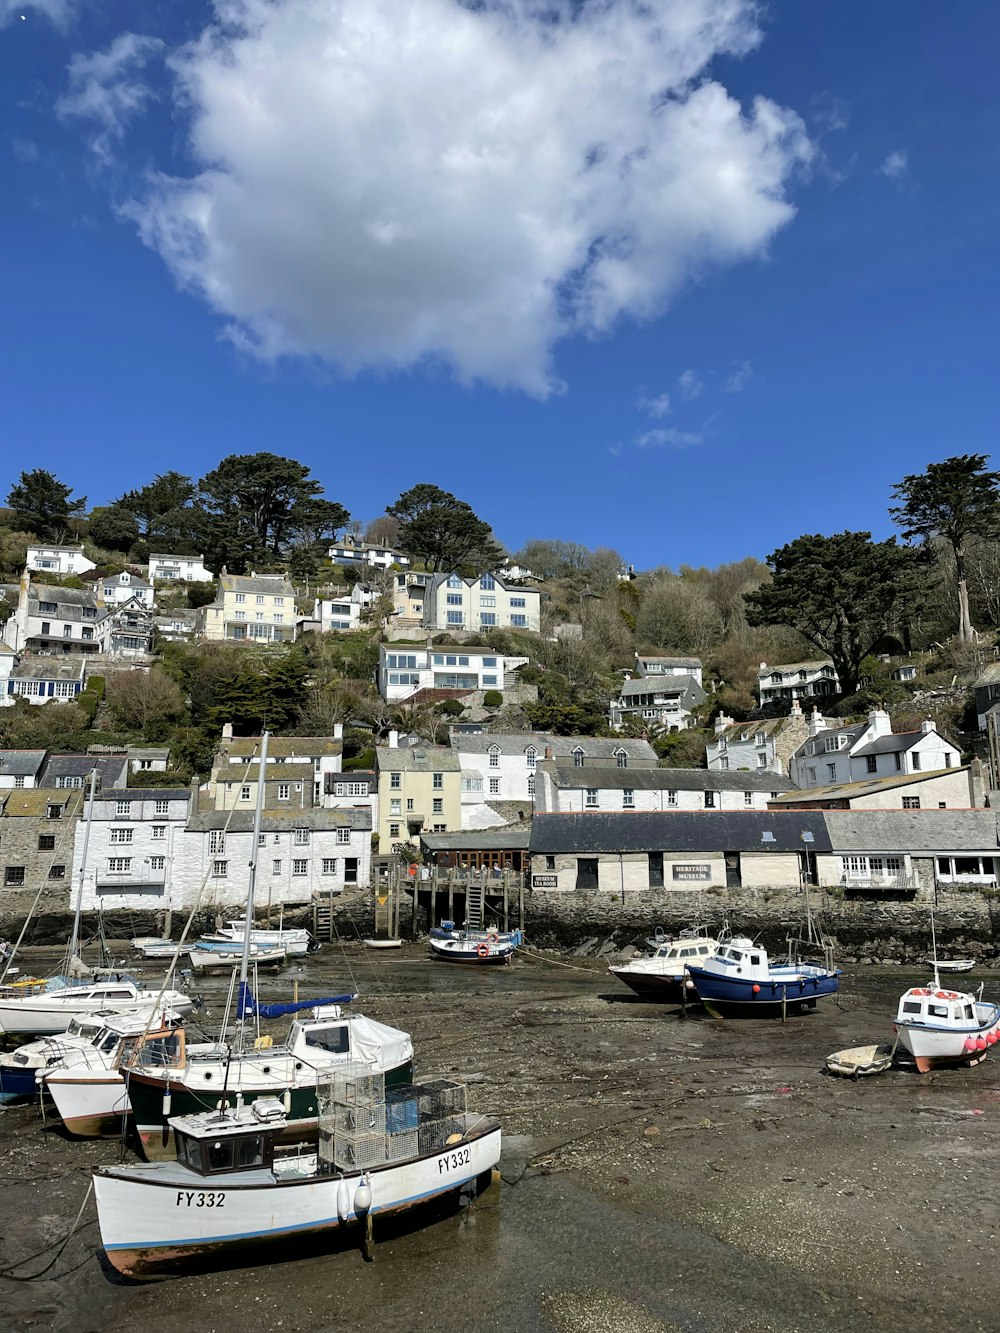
xmin=687 ymin=967 xmax=840 ymax=1017
xmin=93 ymin=1121 xmax=501 ymax=1278
xmin=0 ymin=991 xmax=193 ymax=1037
xmin=45 ymin=1072 xmax=132 ymax=1137
xmin=895 ymin=1002 xmax=1000 ymax=1072
xmin=607 ymin=967 xmax=687 ymax=1003
xmin=126 ymin=1059 xmax=415 ymax=1159
xmin=428 ymin=939 xmax=517 ymax=964
xmin=0 ymin=1066 xmax=42 ymax=1103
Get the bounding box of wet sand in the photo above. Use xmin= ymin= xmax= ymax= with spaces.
xmin=2 ymin=943 xmax=1000 ymax=1333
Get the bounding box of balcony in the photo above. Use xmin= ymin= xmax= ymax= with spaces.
xmin=840 ymin=875 xmax=917 ymax=895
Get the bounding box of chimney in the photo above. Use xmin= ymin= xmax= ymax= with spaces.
xmin=867 ymin=708 xmax=892 ymax=737
xmin=333 ymin=722 xmax=343 ymax=740
xmin=971 ymin=757 xmax=985 ymax=808
xmin=544 ymin=745 xmax=554 ymax=760
xmin=789 ymin=699 xmax=803 ymax=719
xmin=388 ymin=729 xmax=399 ymax=749
xmin=808 ymin=707 xmax=827 ymax=738
xmin=920 ymin=719 xmax=936 ymax=734
xmin=759 ymin=660 xmax=767 ymax=671
xmin=222 ymin=722 xmax=234 ymax=741
xmin=714 ymin=712 xmax=733 ymax=736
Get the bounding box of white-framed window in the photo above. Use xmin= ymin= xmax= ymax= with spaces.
xmin=256 ymin=595 xmax=265 ymax=605
xmin=511 ymin=615 xmax=527 ymax=627
xmin=390 ymin=772 xmax=401 ymax=788
xmin=489 ymin=777 xmax=500 ymax=795
xmin=622 ymin=789 xmax=634 ymax=808
xmin=433 ymin=798 xmax=443 ymax=813
xmin=433 ymin=823 xmax=447 ymax=832
xmin=322 ymin=859 xmax=337 ymax=874
xmin=585 ymin=789 xmax=598 ymax=808
xmin=108 ymin=857 xmax=131 ymax=873
xmin=720 ymin=756 xmax=730 ymax=770
xmin=336 ymin=828 xmax=351 ymax=844
xmin=527 ymin=775 xmax=535 ymax=796
xmin=274 ymin=597 xmax=284 ymax=607
xmin=615 ymin=749 xmax=627 ymax=769
xmin=390 ymin=799 xmax=401 ymax=816
xmin=272 ymin=859 xmax=282 ymax=874
xmin=432 ymin=772 xmax=443 ymax=789
xmin=293 ymin=828 xmax=310 ymax=845
xmin=149 ymin=856 xmax=165 ymax=871
xmin=826 ymin=763 xmax=836 ymax=781
xmin=14 ymin=775 xmax=25 ymax=788
xmin=572 ymin=748 xmax=584 ymax=768
xmin=155 ymin=798 xmax=169 ymax=817
xmin=480 ymin=573 xmax=495 ymax=590
xmin=255 ymin=612 xmax=264 ymax=622
xmin=667 ymin=790 xmax=678 ymax=807
xmin=116 ymin=800 xmax=130 ymax=816
xmin=903 ymin=796 xmax=920 ymax=810
xmin=744 ymin=791 xmax=754 ymax=807
xmin=406 ymin=798 xmax=414 ymax=811
xmin=389 ymin=823 xmax=400 ymax=837
xmin=240 ymin=785 xmax=252 ymax=801
xmin=110 ymin=828 xmax=133 ymax=844
xmin=277 ymin=783 xmax=290 ymax=801
xmin=480 ymin=595 xmax=496 ymax=607
xmin=525 ymin=747 xmax=537 ymax=769
xmin=235 ymin=611 xmax=246 ymax=622
xmin=235 ymin=593 xmax=246 ymax=603
xmin=292 ymin=860 xmax=308 ymax=876
xmin=212 ymin=860 xmax=228 ymax=877
xmin=704 ymin=790 xmax=716 ymax=808
xmin=209 ymin=830 xmax=225 ymax=854
xmin=152 ymin=825 xmax=166 ymax=840
xmin=488 ymin=747 xmax=500 ymax=769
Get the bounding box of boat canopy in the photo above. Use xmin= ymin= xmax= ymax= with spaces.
xmin=236 ymin=982 xmax=356 ymax=1020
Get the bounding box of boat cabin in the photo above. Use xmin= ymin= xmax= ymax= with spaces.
xmin=652 ymin=939 xmax=716 ymax=964
xmin=122 ymin=1024 xmax=189 ymax=1073
xmin=288 ymin=1007 xmax=352 ymax=1058
xmin=896 ymin=987 xmax=977 ymax=1027
xmin=701 ymin=938 xmax=771 ymax=979
xmin=171 ymin=1100 xmax=287 ymax=1177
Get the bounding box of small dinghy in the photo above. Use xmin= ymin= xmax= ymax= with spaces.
xmin=925 ymin=958 xmax=975 ymax=974
xmin=825 ymin=1043 xmax=895 ymax=1078
xmin=363 ymin=938 xmax=403 ymax=950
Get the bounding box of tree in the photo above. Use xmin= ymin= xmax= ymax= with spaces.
xmin=364 ymin=515 xmax=399 ymax=547
xmin=387 ymin=484 xmax=502 ymax=573
xmin=7 ymin=469 xmax=85 ymax=540
xmin=890 ymin=454 xmax=1000 ymax=643
xmin=104 ymin=669 xmax=187 ymax=737
xmin=744 ymin=531 xmax=922 ymax=695
xmin=88 ymin=505 xmax=140 ymax=553
xmin=199 ymin=453 xmax=348 ymax=561
xmin=515 ymin=538 xmax=592 ymax=580
xmin=116 ymin=472 xmax=197 ymax=539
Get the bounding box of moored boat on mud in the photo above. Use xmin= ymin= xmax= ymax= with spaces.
xmin=685 ymin=937 xmax=840 ymax=1017
xmin=893 ymin=982 xmax=1000 ymax=1072
xmin=429 ymin=928 xmax=521 ymax=964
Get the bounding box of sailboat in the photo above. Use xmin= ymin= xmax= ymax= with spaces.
xmin=0 ymin=771 xmax=192 ymax=1037
xmin=119 ymin=732 xmax=413 ymax=1159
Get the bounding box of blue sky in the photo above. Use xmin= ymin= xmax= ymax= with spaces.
xmin=2 ymin=1 xmax=998 ymax=568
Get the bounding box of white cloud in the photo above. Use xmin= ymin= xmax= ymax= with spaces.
xmin=809 ymin=92 xmax=849 ymax=134
xmin=12 ymin=137 xmax=39 ymax=162
xmin=638 ymin=392 xmax=671 ymax=419
xmin=1 ymin=0 xmax=77 ymax=27
xmin=880 ymin=150 xmax=909 ymax=181
xmin=724 ymin=359 xmax=753 ymax=392
xmin=636 ymin=426 xmax=702 ymax=449
xmin=678 ymin=368 xmax=704 ymax=399
xmin=104 ymin=0 xmax=812 ymax=396
xmin=57 ymin=32 xmax=163 ymax=166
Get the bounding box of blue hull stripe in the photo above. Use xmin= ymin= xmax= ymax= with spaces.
xmin=103 ymin=1172 xmax=484 ymax=1251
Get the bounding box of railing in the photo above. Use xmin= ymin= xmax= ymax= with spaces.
xmin=840 ymin=875 xmax=916 ymax=891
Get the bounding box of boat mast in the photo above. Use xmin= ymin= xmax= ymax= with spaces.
xmin=929 ymin=906 xmax=940 ymax=990
xmin=236 ymin=730 xmax=269 ymax=1043
xmin=68 ymin=767 xmax=98 ymax=969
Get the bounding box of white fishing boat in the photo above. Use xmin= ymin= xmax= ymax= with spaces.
xmin=0 ymin=977 xmax=193 ymax=1038
xmin=923 ymin=958 xmax=975 ymax=974
xmin=363 ymin=938 xmax=403 ymax=950
xmin=43 ymin=1009 xmax=186 ymax=1137
xmin=93 ymin=1071 xmax=501 ymax=1278
xmin=609 ymin=933 xmax=720 ymax=1002
xmin=429 ymin=929 xmax=521 ymax=965
xmin=132 ymin=939 xmax=189 ymax=961
xmin=894 ymin=983 xmax=1000 ymax=1072
xmin=0 ymin=1013 xmax=112 ymax=1103
xmin=212 ymin=921 xmax=314 ymax=957
xmin=187 ymin=943 xmax=287 ymax=973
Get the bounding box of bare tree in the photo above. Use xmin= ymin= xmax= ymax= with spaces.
xmin=104 ymin=669 xmax=186 ymax=735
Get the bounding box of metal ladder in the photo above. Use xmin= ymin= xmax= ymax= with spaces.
xmin=465 ymin=879 xmax=485 ymax=930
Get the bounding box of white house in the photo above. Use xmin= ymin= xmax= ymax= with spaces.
xmin=72 ymin=787 xmax=191 ymax=910
xmin=25 ymin=545 xmax=95 ymax=576
xmin=378 ymin=645 xmax=529 ymax=703
xmin=100 ymin=570 xmax=154 ymax=609
xmin=706 ymin=702 xmax=809 ymax=776
xmin=147 ymin=553 xmax=213 ymax=584
xmin=211 ymin=727 xmax=344 ymax=810
xmin=312 ymin=585 xmax=372 ymax=633
xmin=758 ymin=659 xmax=839 ymax=707
xmin=6 ymin=658 xmax=88 ymax=705
xmin=2 ymin=575 xmax=107 ymax=655
xmin=634 ymin=655 xmax=704 ymax=686
xmin=0 ymin=643 xmax=17 ymax=703
xmin=451 ymin=732 xmax=658 ymax=822
xmin=328 ymin=537 xmax=411 ymax=571
xmin=534 ymin=764 xmax=793 ymax=814
xmin=789 ymin=709 xmax=962 ymax=790
xmin=423 ymin=572 xmax=541 ymax=634
xmin=127 ymin=747 xmax=171 ymax=775
xmin=0 ymin=750 xmax=46 ymax=788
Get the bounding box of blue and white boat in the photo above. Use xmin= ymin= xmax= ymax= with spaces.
xmin=894 ymin=982 xmax=1000 ymax=1072
xmin=429 ymin=928 xmax=522 ymax=965
xmin=685 ymin=937 xmax=840 ymax=1017
xmin=0 ymin=1012 xmax=117 ymax=1103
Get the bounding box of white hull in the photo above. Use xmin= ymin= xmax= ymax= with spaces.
xmin=221 ymin=924 xmax=312 ymax=956
xmin=363 ymin=939 xmax=402 ymax=950
xmin=45 ymin=1070 xmax=131 ymax=1137
xmin=94 ymin=1120 xmax=501 ymax=1277
xmin=188 ymin=946 xmax=286 ymax=973
xmin=0 ymin=988 xmax=192 ymax=1037
xmin=896 ymin=998 xmax=1000 ymax=1071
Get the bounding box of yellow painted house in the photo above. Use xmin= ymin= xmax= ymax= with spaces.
xmin=200 ymin=573 xmax=297 ymax=644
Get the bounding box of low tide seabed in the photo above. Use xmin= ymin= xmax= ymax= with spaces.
xmin=1 ymin=943 xmax=999 ymax=1333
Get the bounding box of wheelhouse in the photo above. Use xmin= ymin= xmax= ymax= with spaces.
xmin=171 ymin=1102 xmax=286 ymax=1177
xmin=897 ymin=988 xmax=976 ymax=1026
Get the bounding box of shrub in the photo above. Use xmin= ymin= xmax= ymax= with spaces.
xmin=87 ymin=674 xmax=106 ymax=701
xmin=482 ymin=690 xmax=503 ymax=708
xmin=76 ymin=690 xmax=99 ymax=724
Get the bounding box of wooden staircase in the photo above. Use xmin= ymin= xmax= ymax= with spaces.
xmin=465 ymin=879 xmax=485 ymax=930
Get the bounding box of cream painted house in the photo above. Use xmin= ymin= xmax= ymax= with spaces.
xmin=376 ymin=738 xmax=461 ymax=850
xmin=423 ymin=572 xmax=541 ymax=633
xmin=200 ymin=573 xmax=297 ymax=644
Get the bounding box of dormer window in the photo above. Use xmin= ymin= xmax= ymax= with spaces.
xmin=525 ymin=747 xmax=537 ymax=769
xmin=573 ymin=747 xmax=585 ymax=768
xmin=614 ymin=748 xmax=628 ymax=769
xmin=447 ymin=574 xmax=462 ymax=588
xmin=488 ymin=745 xmax=500 ymax=769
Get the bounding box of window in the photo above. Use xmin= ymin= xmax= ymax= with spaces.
xmin=575 ymin=858 xmax=599 ymax=889
xmin=150 ymin=825 xmax=166 ymax=841
xmin=489 ymin=777 xmax=500 ymax=795
xmin=293 ymin=860 xmax=308 ymax=876
xmin=46 ymin=804 xmax=61 ymax=820
xmin=272 ymin=859 xmax=282 ymax=875
xmin=275 ymin=597 xmax=284 ymax=607
xmin=38 ymin=834 xmax=56 ymax=851
xmin=235 ymin=593 xmax=246 ymax=603
xmin=480 ymin=613 xmax=497 ymax=626
xmin=274 ymin=614 xmax=284 ymax=624
xmin=488 ymin=747 xmax=500 ymax=769
xmin=622 ymin=789 xmax=634 ymax=808
xmin=480 ymin=595 xmax=496 ymax=607
xmin=755 ymin=732 xmax=766 ymax=746
xmin=14 ymin=776 xmax=25 ymax=788
xmin=666 ymin=790 xmax=678 ymax=807
xmin=212 ymin=860 xmax=227 ymax=877
xmin=447 ymin=611 xmax=464 ymax=625
xmin=704 ymin=791 xmax=716 ymax=809
xmin=38 ymin=601 xmax=57 ymax=614
xmin=573 ymin=748 xmax=585 ymax=768
xmin=432 ymin=798 xmax=443 ymax=814
xmin=5 ymin=866 xmax=25 ymax=886
xmin=277 ymin=783 xmax=290 ymax=801
xmin=482 ymin=674 xmax=498 ymax=686
xmin=446 ymin=593 xmax=464 ymax=605
xmin=826 ymin=764 xmax=837 ymax=781
xmin=256 ymin=595 xmax=265 ymax=605
xmin=258 ymin=834 xmax=267 ymax=847
xmin=110 ymin=828 xmax=134 ymax=844
xmin=911 ymin=752 xmax=921 ymax=771
xmin=40 ymin=622 xmax=51 ymax=635
xmin=511 ymin=615 xmax=527 ymax=627
xmin=389 ymin=823 xmax=400 ymax=837
xmin=720 ymin=757 xmax=730 ymax=770
xmin=866 ymin=755 xmax=877 ymax=773
xmin=807 ymin=767 xmax=817 ymax=783
xmin=527 ymin=775 xmax=535 ymax=796
xmin=448 ymin=574 xmax=462 ymax=588
xmin=433 ymin=772 xmax=443 ymax=789
xmin=293 ymin=828 xmax=310 ymax=846
xmin=615 ymin=749 xmax=628 ymax=769
xmin=744 ymin=791 xmax=754 ymax=807
xmin=390 ymin=799 xmax=401 ymax=816
xmin=390 ymin=771 xmax=401 ymax=788
xmin=585 ymin=789 xmax=598 ymax=808
xmin=903 ymin=796 xmax=920 ymax=810
xmin=480 ymin=573 xmax=495 ymax=590
xmin=320 ymin=858 xmax=337 ymax=875
xmin=824 ymin=736 xmax=839 ymax=753
xmin=337 ymin=828 xmax=351 ymax=845
xmin=510 ymin=596 xmax=526 ymax=608
xmin=116 ymin=800 xmax=130 ymax=816
xmin=149 ymin=856 xmax=165 ymax=871
xmin=406 ymin=798 xmax=414 ymax=811
xmin=545 ymin=855 xmax=556 ymax=871
xmin=108 ymin=858 xmax=132 ymax=874
xmin=756 ymin=753 xmax=768 ymax=768
xmin=209 ymin=830 xmax=225 ymax=854
xmin=82 ymin=627 xmax=94 ymax=641
xmin=49 ymin=865 xmax=66 ymax=879
xmin=240 ymin=785 xmax=252 ymax=801
xmin=344 ymin=857 xmax=359 ymax=882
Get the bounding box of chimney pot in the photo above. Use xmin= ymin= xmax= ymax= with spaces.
xmin=544 ymin=745 xmax=553 ymax=760
xmin=333 ymin=722 xmax=343 ymax=740
xmin=222 ymin=722 xmax=233 ymax=740
xmin=388 ymin=729 xmax=399 ymax=749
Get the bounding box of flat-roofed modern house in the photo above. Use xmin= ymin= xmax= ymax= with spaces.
xmin=378 ymin=644 xmax=528 ymax=703
xmin=25 ymin=545 xmax=95 ymax=576
xmin=148 ymin=553 xmax=213 ymax=584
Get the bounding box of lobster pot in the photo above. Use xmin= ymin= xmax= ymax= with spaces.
xmin=413 ymin=1079 xmax=468 ymax=1156
xmin=336 ymin=1131 xmax=391 ymax=1171
xmin=317 ymin=1063 xmax=386 ymax=1171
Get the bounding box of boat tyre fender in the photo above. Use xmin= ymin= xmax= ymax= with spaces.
xmin=477 ymin=944 xmax=490 ymax=958
xmin=487 ymin=932 xmax=499 ymax=944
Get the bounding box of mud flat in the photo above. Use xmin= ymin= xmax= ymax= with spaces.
xmin=1 ymin=945 xmax=999 ymax=1332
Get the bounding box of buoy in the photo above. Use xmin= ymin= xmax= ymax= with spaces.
xmin=988 ymin=1031 xmax=997 ymax=1046
xmin=354 ymin=1174 xmax=372 ymax=1217
xmin=684 ymin=978 xmax=695 ymax=990
xmin=964 ymin=1038 xmax=977 ymax=1052
xmin=476 ymin=943 xmax=489 ymax=958
xmin=752 ymin=984 xmax=760 ymax=994
xmin=337 ymin=1179 xmax=351 ymax=1221
xmin=977 ymin=1037 xmax=988 ymax=1051
xmin=162 ymin=1088 xmax=171 ymax=1117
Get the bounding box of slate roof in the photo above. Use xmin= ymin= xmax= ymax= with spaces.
xmin=616 ymin=674 xmax=704 ymax=699
xmin=420 ymin=827 xmax=532 ymax=852
xmin=222 ymin=736 xmax=342 ymax=759
xmin=851 ymin=730 xmax=939 ymax=758
xmin=637 ymin=656 xmax=703 ymax=670
xmin=375 ymin=746 xmax=461 ymax=772
xmin=94 ymin=788 xmax=191 ymax=803
xmin=187 ymin=808 xmax=371 ymax=832
xmin=0 ymin=789 xmax=83 ymax=817
xmin=547 ymin=766 xmax=794 ymax=793
xmin=12 ymin=659 xmax=87 ymax=681
xmin=127 ymin=747 xmax=171 ymax=762
xmin=759 ymin=660 xmax=836 ymax=677
xmin=39 ymin=754 xmax=128 ymax=787
xmin=529 ymin=810 xmax=832 ymax=855
xmin=768 ymin=767 xmax=967 ymax=806
xmin=451 ymin=733 xmax=658 ymax=762
xmin=0 ymin=750 xmax=47 ymax=778
xmin=218 ymin=573 xmax=295 ymax=597
xmin=216 ymin=763 xmax=316 ymax=784
xmin=975 ymin=664 xmax=1000 ymax=688
xmin=714 ymin=717 xmax=792 ymax=743
xmin=822 ymin=809 xmax=1000 ymax=853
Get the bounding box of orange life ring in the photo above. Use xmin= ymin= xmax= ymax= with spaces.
xmin=476 ymin=943 xmax=490 ymax=958
xmin=487 ymin=932 xmax=499 ymax=944
xmin=935 ymin=991 xmax=949 ymax=1000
